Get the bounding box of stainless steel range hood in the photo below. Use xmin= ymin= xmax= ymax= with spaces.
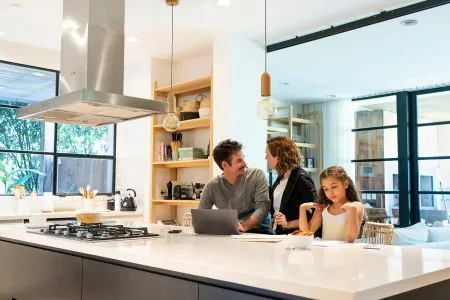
xmin=16 ymin=0 xmax=168 ymax=126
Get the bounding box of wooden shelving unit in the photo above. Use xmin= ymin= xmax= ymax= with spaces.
xmin=267 ymin=105 xmax=322 ymax=183
xmin=152 ymin=200 xmax=200 ymax=206
xmin=150 ymin=75 xmax=214 ymax=224
xmin=152 ymin=159 xmax=210 ymax=169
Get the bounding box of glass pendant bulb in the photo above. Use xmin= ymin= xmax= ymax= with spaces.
xmin=256 ymin=96 xmax=276 ymax=120
xmin=163 ymin=112 xmax=180 ymax=132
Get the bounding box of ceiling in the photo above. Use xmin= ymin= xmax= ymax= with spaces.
xmin=269 ymin=3 xmax=450 ymax=102
xmin=1 ymin=0 xmax=443 ymax=103
xmin=0 ymin=0 xmax=419 ymax=63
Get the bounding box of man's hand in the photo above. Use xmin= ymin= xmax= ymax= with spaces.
xmin=275 ymin=212 xmax=287 ymax=228
xmin=238 ymin=223 xmax=246 ymax=232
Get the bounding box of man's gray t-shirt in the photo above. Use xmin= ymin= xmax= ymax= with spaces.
xmin=199 ymin=168 xmax=271 ymax=229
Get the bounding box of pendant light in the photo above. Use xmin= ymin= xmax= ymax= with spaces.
xmin=163 ymin=0 xmax=180 ymax=132
xmin=256 ymin=0 xmax=276 ymax=120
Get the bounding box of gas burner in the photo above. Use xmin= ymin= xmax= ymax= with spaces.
xmin=29 ymin=223 xmax=159 ymax=242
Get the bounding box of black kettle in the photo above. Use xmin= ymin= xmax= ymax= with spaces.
xmin=121 ymin=188 xmax=137 ymax=211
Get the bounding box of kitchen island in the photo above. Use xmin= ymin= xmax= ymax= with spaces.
xmin=0 ymin=224 xmax=449 ymax=300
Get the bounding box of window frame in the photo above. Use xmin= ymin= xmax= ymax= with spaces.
xmin=0 ymin=60 xmax=116 ymax=196
xmin=352 ymin=86 xmax=450 ymax=227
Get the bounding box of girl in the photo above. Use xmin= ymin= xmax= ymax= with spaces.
xmin=266 ymin=136 xmax=317 ymax=234
xmin=299 ymin=166 xmax=363 ymax=242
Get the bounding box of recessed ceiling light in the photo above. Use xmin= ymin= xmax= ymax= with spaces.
xmin=279 ymin=82 xmax=290 ymax=86
xmin=126 ymin=36 xmax=140 ymax=42
xmin=400 ymin=19 xmax=418 ymax=27
xmin=10 ymin=3 xmax=20 ymax=9
xmin=31 ymin=72 xmax=45 ymax=77
xmin=215 ymin=0 xmax=233 ymax=6
xmin=327 ymin=94 xmax=337 ymax=98
xmin=0 ymin=30 xmax=4 ymax=36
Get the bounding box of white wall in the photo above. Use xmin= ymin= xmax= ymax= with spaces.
xmin=0 ymin=40 xmax=59 ymax=70
xmin=117 ymin=58 xmax=153 ymax=222
xmin=174 ymin=55 xmax=212 ymax=83
xmin=212 ymin=33 xmax=266 ymax=176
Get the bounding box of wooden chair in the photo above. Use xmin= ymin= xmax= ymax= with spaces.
xmin=361 ymin=222 xmax=394 ymax=245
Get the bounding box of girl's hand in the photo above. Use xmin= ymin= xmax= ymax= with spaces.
xmin=275 ymin=212 xmax=287 ymax=228
xmin=301 ymin=202 xmax=326 ymax=214
xmin=341 ymin=202 xmax=358 ymax=213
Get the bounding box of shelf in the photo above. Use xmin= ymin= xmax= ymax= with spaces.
xmin=152 ymin=199 xmax=200 ymax=206
xmin=270 ymin=117 xmax=318 ymax=125
xmin=153 ymin=159 xmax=210 ymax=168
xmin=267 ymin=126 xmax=288 ymax=133
xmin=154 ymin=76 xmax=211 ymax=95
xmin=154 ymin=117 xmax=210 ymax=131
xmin=295 ymin=142 xmax=317 ymax=149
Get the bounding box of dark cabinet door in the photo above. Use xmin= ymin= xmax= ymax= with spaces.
xmin=82 ymin=259 xmax=198 ymax=300
xmin=0 ymin=241 xmax=82 ymax=300
xmin=199 ymin=284 xmax=275 ymax=300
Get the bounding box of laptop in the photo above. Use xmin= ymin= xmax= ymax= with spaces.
xmin=191 ymin=209 xmax=240 ymax=235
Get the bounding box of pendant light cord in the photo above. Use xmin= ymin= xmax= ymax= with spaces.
xmin=170 ymin=5 xmax=174 ymax=93
xmin=264 ymin=0 xmax=267 ymax=73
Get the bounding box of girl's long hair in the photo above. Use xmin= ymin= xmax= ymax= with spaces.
xmin=317 ymin=166 xmax=361 ymax=206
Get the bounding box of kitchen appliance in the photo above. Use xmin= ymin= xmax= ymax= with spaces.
xmin=28 ymin=223 xmax=158 ymax=242
xmin=121 ymin=188 xmax=137 ymax=211
xmin=15 ymin=0 xmax=168 ymax=126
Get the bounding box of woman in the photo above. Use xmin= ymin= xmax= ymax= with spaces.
xmin=266 ymin=136 xmax=317 ymax=234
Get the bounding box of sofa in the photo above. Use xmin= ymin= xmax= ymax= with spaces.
xmin=392 ymin=222 xmax=450 ymax=250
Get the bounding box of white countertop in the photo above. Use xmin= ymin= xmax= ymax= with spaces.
xmin=0 ymin=211 xmax=143 ymax=221
xmin=0 ymin=224 xmax=449 ymax=300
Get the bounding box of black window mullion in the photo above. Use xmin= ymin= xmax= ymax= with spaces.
xmin=53 ymin=123 xmax=58 ymax=195
xmin=397 ymin=92 xmax=414 ymax=227
xmin=352 ymin=125 xmax=397 ymax=132
xmin=408 ymin=92 xmax=420 ymax=225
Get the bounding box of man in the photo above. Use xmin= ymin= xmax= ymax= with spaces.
xmin=199 ymin=139 xmax=271 ymax=233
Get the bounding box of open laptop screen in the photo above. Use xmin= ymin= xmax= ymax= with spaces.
xmin=191 ymin=209 xmax=240 ymax=235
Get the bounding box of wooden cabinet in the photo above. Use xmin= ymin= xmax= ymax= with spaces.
xmin=150 ymin=75 xmax=214 ymax=223
xmin=199 ymin=284 xmax=275 ymax=300
xmin=82 ymin=259 xmax=198 ymax=300
xmin=0 ymin=241 xmax=82 ymax=300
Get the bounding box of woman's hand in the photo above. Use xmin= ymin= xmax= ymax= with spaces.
xmin=275 ymin=212 xmax=287 ymax=228
xmin=301 ymin=202 xmax=326 ymax=214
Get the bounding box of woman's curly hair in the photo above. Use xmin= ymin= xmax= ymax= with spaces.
xmin=267 ymin=136 xmax=300 ymax=175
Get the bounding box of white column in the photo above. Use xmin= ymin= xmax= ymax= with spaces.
xmin=213 ymin=34 xmax=267 ymax=175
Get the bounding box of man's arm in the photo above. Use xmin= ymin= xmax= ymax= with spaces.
xmin=198 ymin=183 xmax=214 ymax=209
xmin=241 ymin=169 xmax=270 ymax=231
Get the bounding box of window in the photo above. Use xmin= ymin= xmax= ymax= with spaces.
xmin=0 ymin=60 xmax=115 ymax=195
xmin=353 ymin=88 xmax=450 ymax=227
xmin=352 ymin=96 xmax=399 ymax=225
xmin=416 ymin=91 xmax=450 ymax=226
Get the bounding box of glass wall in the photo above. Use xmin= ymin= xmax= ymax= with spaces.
xmin=352 ymin=96 xmax=399 ymax=224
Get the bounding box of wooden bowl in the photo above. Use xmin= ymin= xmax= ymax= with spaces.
xmin=76 ymin=212 xmax=102 ymax=224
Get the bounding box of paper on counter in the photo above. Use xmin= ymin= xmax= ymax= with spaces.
xmin=232 ymin=233 xmax=287 ymax=243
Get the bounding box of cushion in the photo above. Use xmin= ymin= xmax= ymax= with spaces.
xmin=428 ymin=226 xmax=450 ymax=242
xmin=392 ymin=222 xmax=429 ymax=245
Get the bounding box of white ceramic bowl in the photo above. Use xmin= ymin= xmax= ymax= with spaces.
xmin=287 ymin=234 xmax=313 ymax=250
